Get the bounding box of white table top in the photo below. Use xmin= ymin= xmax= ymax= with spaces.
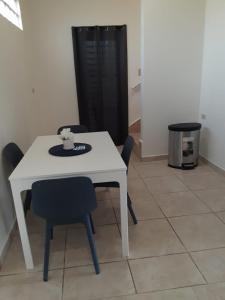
xmin=9 ymin=131 xmax=126 ymax=181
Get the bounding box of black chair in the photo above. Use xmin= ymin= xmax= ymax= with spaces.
xmin=57 ymin=124 xmax=88 ymax=135
xmin=94 ymin=136 xmax=138 ymax=224
xmin=32 ymin=177 xmax=100 ymax=281
xmin=3 ymin=143 xmax=31 ymax=214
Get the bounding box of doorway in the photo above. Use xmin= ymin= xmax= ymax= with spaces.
xmin=72 ymin=25 xmax=128 ymax=145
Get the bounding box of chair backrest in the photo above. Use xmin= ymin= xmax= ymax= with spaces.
xmin=57 ymin=125 xmax=88 ymax=135
xmin=32 ymin=177 xmax=97 ymax=223
xmin=121 ymin=136 xmax=134 ymax=168
xmin=3 ymin=143 xmax=24 ymax=169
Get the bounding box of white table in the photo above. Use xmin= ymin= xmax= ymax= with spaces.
xmin=9 ymin=132 xmax=128 ymax=269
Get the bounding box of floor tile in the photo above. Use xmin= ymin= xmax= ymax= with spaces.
xmin=145 ymin=288 xmax=199 ymax=300
xmin=128 ymin=164 xmax=139 ymax=179
xmin=109 ymin=187 xmax=120 ymax=199
xmin=155 ymin=191 xmax=210 ymax=217
xmin=170 ymin=214 xmax=225 ymax=251
xmin=177 ymin=174 xmax=225 ymax=191
xmin=106 ymin=287 xmax=198 ymax=300
xmin=128 ymin=219 xmax=185 ymax=259
xmin=110 ymin=177 xmax=150 ymax=200
xmin=191 ymin=248 xmax=225 ymax=283
xmin=63 ymin=261 xmax=135 ymax=300
xmin=95 ymin=189 xmax=112 ymax=201
xmin=4 ymin=157 xmax=225 ymax=299
xmin=193 ymin=282 xmax=225 ymax=299
xmin=0 ymin=231 xmax=66 ymax=275
xmin=92 ymin=199 xmax=116 ymax=226
xmin=216 ymin=211 xmax=225 ymax=223
xmin=131 ymin=196 xmax=164 ymax=220
xmin=173 ymin=162 xmax=215 ymax=176
xmin=65 ymin=225 xmax=122 ymax=267
xmin=0 ymin=270 xmax=63 ymax=300
xmin=144 ymin=176 xmax=188 ymax=195
xmin=134 ymin=161 xmax=175 ymax=178
xmin=111 ymin=198 xmax=134 ymax=225
xmin=129 ymin=254 xmax=205 ymax=293
xmin=24 ymin=212 xmax=68 ymax=234
xmin=25 ymin=212 xmax=45 ymax=233
xmin=112 ymin=194 xmax=164 ymax=223
xmin=194 ymin=189 xmax=225 ymax=212
xmin=128 ymin=178 xmax=150 ymax=198
xmin=111 ymin=288 xmax=200 ymax=300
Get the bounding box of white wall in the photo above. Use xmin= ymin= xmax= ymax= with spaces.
xmin=200 ymin=0 xmax=225 ymax=171
xmin=0 ymin=13 xmax=32 ymax=256
xmin=24 ymin=0 xmax=141 ymax=136
xmin=141 ymin=0 xmax=205 ymax=157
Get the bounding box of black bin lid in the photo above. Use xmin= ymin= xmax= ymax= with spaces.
xmin=168 ymin=122 xmax=202 ymax=132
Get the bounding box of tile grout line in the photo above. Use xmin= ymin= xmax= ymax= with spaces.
xmin=101 ymin=282 xmax=209 ymax=299
xmin=190 ymin=189 xmax=219 ymax=214
xmin=172 ymin=170 xmax=225 ymax=235
xmin=127 ymin=259 xmax=138 ymax=294
xmin=61 ymin=268 xmax=65 ymax=300
xmin=123 ymin=164 xmax=211 ymax=289
xmin=186 ymin=251 xmax=209 ymax=284
xmin=3 ymin=158 xmax=225 ymax=298
xmin=215 ymin=212 xmax=225 ymax=224
xmin=61 ymin=228 xmax=68 ymax=300
xmin=184 ymin=177 xmax=225 ymax=230
xmin=166 ymin=217 xmax=209 ymax=284
xmin=141 ymin=175 xmax=168 ymax=219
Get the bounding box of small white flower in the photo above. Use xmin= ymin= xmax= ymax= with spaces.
xmin=59 ymin=128 xmax=74 ymax=141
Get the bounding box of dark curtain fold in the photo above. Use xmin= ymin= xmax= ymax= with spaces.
xmin=72 ymin=25 xmax=128 ymax=145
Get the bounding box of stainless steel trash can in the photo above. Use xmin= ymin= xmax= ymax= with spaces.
xmin=168 ymin=123 xmax=202 ymax=169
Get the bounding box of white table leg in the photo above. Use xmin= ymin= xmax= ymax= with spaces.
xmin=119 ymin=172 xmax=129 ymax=257
xmin=11 ymin=183 xmax=34 ymax=269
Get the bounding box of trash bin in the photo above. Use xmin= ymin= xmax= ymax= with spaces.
xmin=168 ymin=123 xmax=201 ymax=169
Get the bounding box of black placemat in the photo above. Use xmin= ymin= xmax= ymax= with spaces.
xmin=49 ymin=143 xmax=92 ymax=157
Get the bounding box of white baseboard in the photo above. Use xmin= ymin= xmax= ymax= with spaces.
xmin=138 ymin=151 xmax=225 ymax=175
xmin=141 ymin=153 xmax=168 ymax=162
xmin=200 ymin=155 xmax=225 ymax=177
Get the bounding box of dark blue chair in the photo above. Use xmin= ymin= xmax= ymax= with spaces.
xmin=3 ymin=143 xmax=31 ymax=214
xmin=58 ymin=124 xmax=96 ymax=233
xmin=57 ymin=124 xmax=88 ymax=135
xmin=31 ymin=177 xmax=100 ymax=281
xmin=57 ymin=124 xmax=96 ymax=231
xmin=94 ymin=136 xmax=138 ymax=224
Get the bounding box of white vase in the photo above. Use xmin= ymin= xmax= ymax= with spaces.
xmin=63 ymin=139 xmax=74 ymax=150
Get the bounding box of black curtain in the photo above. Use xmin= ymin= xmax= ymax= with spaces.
xmin=72 ymin=25 xmax=128 ymax=145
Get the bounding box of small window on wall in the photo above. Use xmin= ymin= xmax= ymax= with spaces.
xmin=0 ymin=0 xmax=23 ymax=30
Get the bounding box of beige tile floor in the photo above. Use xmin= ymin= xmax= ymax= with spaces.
xmin=1 ymin=153 xmax=225 ymax=299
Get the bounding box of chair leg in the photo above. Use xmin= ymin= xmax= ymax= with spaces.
xmin=85 ymin=215 xmax=100 ymax=274
xmin=89 ymin=214 xmax=95 ymax=234
xmin=127 ymin=193 xmax=138 ymax=224
xmin=43 ymin=223 xmax=51 ymax=281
